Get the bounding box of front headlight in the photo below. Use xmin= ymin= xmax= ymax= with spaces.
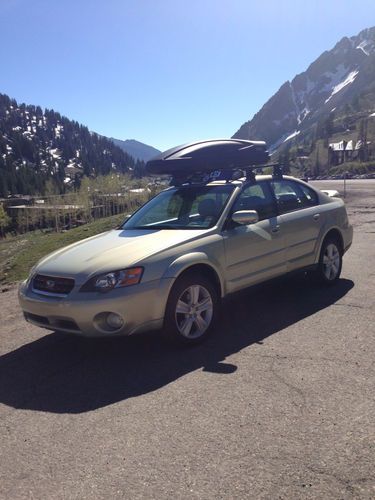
xmin=80 ymin=267 xmax=144 ymax=293
xmin=26 ymin=264 xmax=38 ymax=285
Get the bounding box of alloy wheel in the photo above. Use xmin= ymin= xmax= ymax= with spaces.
xmin=323 ymin=243 xmax=341 ymax=280
xmin=175 ymin=285 xmax=213 ymax=339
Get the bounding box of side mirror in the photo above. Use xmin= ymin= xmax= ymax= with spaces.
xmin=232 ymin=210 xmax=259 ymax=225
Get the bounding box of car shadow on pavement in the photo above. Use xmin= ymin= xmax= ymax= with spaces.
xmin=0 ymin=276 xmax=354 ymax=414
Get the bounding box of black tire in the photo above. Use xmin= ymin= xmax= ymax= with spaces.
xmin=314 ymin=236 xmax=343 ymax=286
xmin=163 ymin=271 xmax=219 ymax=345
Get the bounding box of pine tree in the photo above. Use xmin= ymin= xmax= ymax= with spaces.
xmin=279 ymin=147 xmax=291 ymax=174
xmin=0 ymin=171 xmax=7 ymax=197
xmin=358 ymin=118 xmax=368 ymax=161
xmin=315 ymin=149 xmax=320 ymax=177
xmin=324 ymin=112 xmax=334 ymax=138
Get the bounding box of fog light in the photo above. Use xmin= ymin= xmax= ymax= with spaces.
xmin=106 ymin=313 xmax=124 ymax=329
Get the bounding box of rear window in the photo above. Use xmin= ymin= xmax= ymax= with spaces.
xmin=232 ymin=181 xmax=277 ymax=220
xmin=271 ymin=180 xmax=319 ymax=213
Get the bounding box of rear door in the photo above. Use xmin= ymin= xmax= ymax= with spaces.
xmin=269 ymin=179 xmax=323 ymax=272
xmin=222 ymin=181 xmax=286 ymax=293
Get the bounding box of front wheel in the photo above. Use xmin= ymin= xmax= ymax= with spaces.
xmin=163 ymin=272 xmax=219 ymax=345
xmin=314 ymin=237 xmax=342 ymax=285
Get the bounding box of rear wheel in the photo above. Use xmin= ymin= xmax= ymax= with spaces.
xmin=163 ymin=272 xmax=219 ymax=345
xmin=314 ymin=237 xmax=342 ymax=285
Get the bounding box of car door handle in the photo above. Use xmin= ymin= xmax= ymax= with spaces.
xmin=271 ymin=225 xmax=280 ymax=233
xmin=313 ymin=214 xmax=320 ymax=221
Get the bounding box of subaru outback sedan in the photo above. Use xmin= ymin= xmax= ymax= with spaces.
xmin=19 ymin=140 xmax=353 ymax=344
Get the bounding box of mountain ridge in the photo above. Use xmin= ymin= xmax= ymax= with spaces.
xmin=110 ymin=138 xmax=161 ymax=162
xmin=0 ymin=93 xmax=145 ymax=196
xmin=233 ymin=26 xmax=375 ymax=153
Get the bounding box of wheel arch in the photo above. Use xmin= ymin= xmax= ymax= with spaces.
xmin=318 ymin=227 xmax=344 ymax=257
xmin=163 ymin=253 xmax=225 ymax=297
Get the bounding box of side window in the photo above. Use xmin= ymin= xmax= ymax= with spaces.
xmin=299 ymin=183 xmax=319 ymax=207
xmin=232 ymin=182 xmax=277 ymax=221
xmin=271 ymin=180 xmax=318 ymax=214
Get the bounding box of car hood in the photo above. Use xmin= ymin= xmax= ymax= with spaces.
xmin=34 ymin=228 xmax=211 ymax=282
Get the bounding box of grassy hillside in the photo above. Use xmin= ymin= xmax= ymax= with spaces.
xmin=0 ymin=213 xmax=126 ymax=285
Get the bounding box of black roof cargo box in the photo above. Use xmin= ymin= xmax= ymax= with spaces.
xmin=145 ymin=139 xmax=269 ymax=175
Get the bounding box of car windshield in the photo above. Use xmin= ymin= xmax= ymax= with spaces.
xmin=122 ymin=184 xmax=235 ymax=230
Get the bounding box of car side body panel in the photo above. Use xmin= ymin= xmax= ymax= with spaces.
xmin=279 ymin=205 xmax=323 ymax=272
xmin=222 ymin=216 xmax=286 ymax=293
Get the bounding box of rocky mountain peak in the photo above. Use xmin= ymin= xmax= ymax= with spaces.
xmin=233 ymin=26 xmax=375 ymax=152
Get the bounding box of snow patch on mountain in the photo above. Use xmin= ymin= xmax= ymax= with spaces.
xmin=357 ymin=40 xmax=370 ymax=56
xmin=269 ymin=131 xmax=293 ymax=153
xmin=298 ymin=107 xmax=310 ymax=123
xmin=355 ymin=36 xmax=375 ymax=56
xmin=325 ymin=70 xmax=359 ymax=104
xmin=283 ymin=130 xmax=300 ymax=143
xmin=322 ymin=64 xmax=347 ymax=91
xmin=49 ymin=148 xmax=61 ymax=159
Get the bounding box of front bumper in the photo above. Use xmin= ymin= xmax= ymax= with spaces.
xmin=18 ymin=277 xmax=175 ymax=337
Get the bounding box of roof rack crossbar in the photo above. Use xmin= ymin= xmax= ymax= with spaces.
xmin=168 ymin=163 xmax=285 ymax=187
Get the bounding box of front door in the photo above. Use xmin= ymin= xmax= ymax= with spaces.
xmin=223 ymin=181 xmax=286 ymax=293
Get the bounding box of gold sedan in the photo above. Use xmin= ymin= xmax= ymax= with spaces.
xmin=19 ymin=175 xmax=352 ymax=344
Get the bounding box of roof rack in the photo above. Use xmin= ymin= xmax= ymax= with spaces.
xmin=169 ymin=163 xmax=285 ymax=187
xmin=269 ymin=163 xmax=284 ymax=180
xmin=244 ymin=163 xmax=285 ymax=182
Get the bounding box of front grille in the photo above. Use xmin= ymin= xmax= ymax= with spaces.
xmin=33 ymin=274 xmax=75 ymax=295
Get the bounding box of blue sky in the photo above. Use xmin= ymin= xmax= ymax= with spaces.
xmin=1 ymin=0 xmax=374 ymax=150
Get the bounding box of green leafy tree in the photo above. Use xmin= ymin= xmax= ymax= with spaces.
xmin=0 ymin=203 xmax=10 ymax=237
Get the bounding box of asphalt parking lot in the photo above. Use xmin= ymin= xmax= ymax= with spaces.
xmin=0 ymin=180 xmax=374 ymax=499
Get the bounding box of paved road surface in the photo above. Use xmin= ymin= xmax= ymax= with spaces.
xmin=0 ymin=181 xmax=374 ymax=499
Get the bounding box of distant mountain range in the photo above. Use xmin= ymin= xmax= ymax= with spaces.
xmin=110 ymin=138 xmax=161 ymax=162
xmin=233 ymin=26 xmax=375 ymax=162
